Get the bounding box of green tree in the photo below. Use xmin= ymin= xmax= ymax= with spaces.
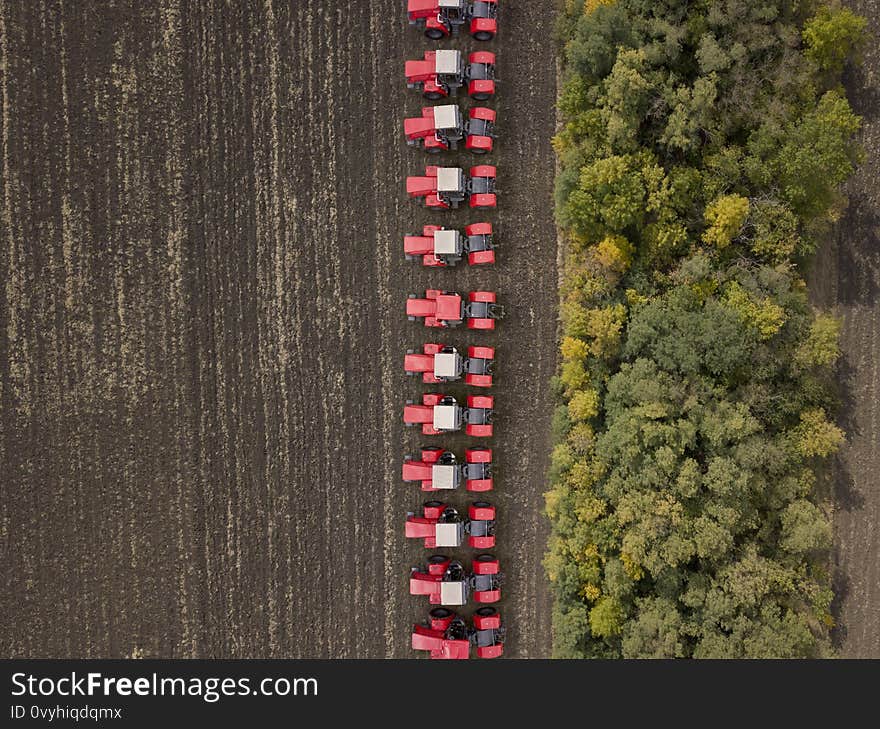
xmin=702 ymin=194 xmax=749 ymax=249
xmin=795 ymin=408 xmax=844 ymax=458
xmin=803 ymin=5 xmax=868 ymax=74
xmin=795 ymin=314 xmax=841 ymax=368
xmin=589 ymin=596 xmax=626 ymax=637
xmin=780 ymin=499 xmax=832 ymax=555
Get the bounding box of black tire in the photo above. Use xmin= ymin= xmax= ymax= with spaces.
xmin=473 ymin=501 xmax=491 ymax=509
xmin=426 ymin=28 xmax=445 ymax=40
xmin=470 ymin=146 xmax=488 ymax=155
xmin=428 ymin=554 xmax=449 ymax=565
xmin=471 ymin=92 xmax=490 ymax=102
xmin=430 ymin=607 xmax=453 ymax=619
xmin=425 ymin=91 xmax=443 ymax=101
xmin=476 ymin=607 xmax=496 ymax=617
xmin=426 ymin=146 xmax=443 ymax=154
xmin=424 ymin=500 xmax=444 ymax=508
xmin=472 ymin=31 xmax=493 ymax=41
xmin=476 ymin=554 xmax=495 ymax=562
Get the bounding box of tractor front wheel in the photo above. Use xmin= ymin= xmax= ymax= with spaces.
xmin=472 ymin=31 xmax=493 ymax=41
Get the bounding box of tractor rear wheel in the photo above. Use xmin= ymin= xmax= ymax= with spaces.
xmin=430 ymin=607 xmax=453 ymax=619
xmin=473 ymin=501 xmax=491 ymax=509
xmin=471 ymin=92 xmax=490 ymax=102
xmin=426 ymin=146 xmax=442 ymax=154
xmin=424 ymin=500 xmax=444 ymax=508
xmin=470 ymin=147 xmax=488 ymax=155
xmin=426 ymin=28 xmax=445 ymax=40
xmin=428 ymin=554 xmax=449 ymax=565
xmin=424 ymin=91 xmax=443 ymax=101
xmin=472 ymin=31 xmax=493 ymax=41
xmin=476 ymin=607 xmax=496 ymax=617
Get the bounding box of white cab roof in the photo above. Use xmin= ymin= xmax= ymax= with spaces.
xmin=435 ymin=522 xmax=464 ymax=548
xmin=433 ymin=104 xmax=460 ymax=131
xmin=435 ymin=49 xmax=461 ymax=76
xmin=433 ymin=403 xmax=460 ymax=431
xmin=440 ymin=580 xmax=467 ymax=606
xmin=433 ymin=229 xmax=460 ymax=255
xmin=431 ymin=464 xmax=458 ymax=490
xmin=434 ymin=351 xmax=460 ymax=378
xmin=436 ymin=167 xmax=462 ymax=193
xmin=439 ymin=0 xmax=463 ymax=8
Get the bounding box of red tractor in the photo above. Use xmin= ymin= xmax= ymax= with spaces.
xmin=407 ymin=166 xmax=497 ymax=209
xmin=407 ymin=1 xmax=499 ymax=41
xmin=405 ymin=501 xmax=497 ymax=549
xmin=406 ymin=289 xmax=502 ymax=330
xmin=404 ymin=105 xmax=496 ymax=154
xmin=405 ymin=344 xmax=494 ymax=387
xmin=403 ymin=394 xmax=494 ymax=437
xmin=402 ymin=447 xmax=494 ymax=492
xmin=410 ymin=554 xmax=502 ymax=606
xmin=411 ymin=607 xmax=505 ymax=659
xmin=405 ymin=49 xmax=496 ymax=101
xmin=404 ymin=223 xmax=495 ymax=267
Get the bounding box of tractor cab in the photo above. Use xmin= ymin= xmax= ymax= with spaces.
xmin=434 ymin=49 xmax=464 ymax=85
xmin=433 ymin=291 xmax=466 ymax=324
xmin=431 ymin=462 xmax=461 ymax=490
xmin=436 ymin=166 xmax=464 ymax=194
xmin=439 ymin=561 xmax=469 ymax=606
xmin=433 ymin=348 xmax=463 ymax=380
xmin=433 ymin=397 xmax=463 ymax=432
xmin=434 ymin=167 xmax=467 ymax=207
xmin=434 ymin=517 xmax=466 ymax=548
xmin=433 ymin=104 xmax=464 ymax=139
xmin=432 ymin=229 xmax=464 ymax=260
xmin=439 ymin=0 xmax=467 ymax=19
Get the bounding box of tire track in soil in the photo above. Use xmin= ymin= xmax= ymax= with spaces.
xmin=811 ymin=0 xmax=880 ymax=659
xmin=0 ymin=0 xmax=555 ymax=658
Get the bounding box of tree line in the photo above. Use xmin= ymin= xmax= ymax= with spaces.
xmin=547 ymin=0 xmax=867 ymax=657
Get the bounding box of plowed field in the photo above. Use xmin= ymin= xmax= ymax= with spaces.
xmin=0 ymin=1 xmax=556 ymax=657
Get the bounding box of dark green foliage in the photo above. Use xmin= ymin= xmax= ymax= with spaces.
xmin=546 ymin=0 xmax=861 ymax=658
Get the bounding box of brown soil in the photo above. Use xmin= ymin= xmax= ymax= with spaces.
xmin=0 ymin=1 xmax=556 ymax=657
xmin=810 ymin=0 xmax=880 ymax=658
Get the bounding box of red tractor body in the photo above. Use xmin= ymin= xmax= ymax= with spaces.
xmin=406 ymin=289 xmax=502 ymax=330
xmin=405 ymin=50 xmax=496 ymax=101
xmin=403 ymin=393 xmax=494 ymax=437
xmin=402 ymin=447 xmax=494 ymax=492
xmin=410 ymin=555 xmax=503 ymax=606
xmin=404 ymin=105 xmax=496 ymax=154
xmin=404 ymin=344 xmax=494 ymax=386
xmin=411 ymin=607 xmax=505 ymax=660
xmin=406 ymin=166 xmax=497 ymax=209
xmin=405 ymin=501 xmax=497 ymax=549
xmin=407 ymin=0 xmax=499 ymax=41
xmin=404 ymin=223 xmax=495 ymax=267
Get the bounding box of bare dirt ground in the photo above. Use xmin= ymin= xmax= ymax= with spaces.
xmin=810 ymin=0 xmax=880 ymax=658
xmin=0 ymin=1 xmax=555 ymax=657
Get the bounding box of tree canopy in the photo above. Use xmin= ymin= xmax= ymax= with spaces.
xmin=547 ymin=0 xmax=861 ymax=658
